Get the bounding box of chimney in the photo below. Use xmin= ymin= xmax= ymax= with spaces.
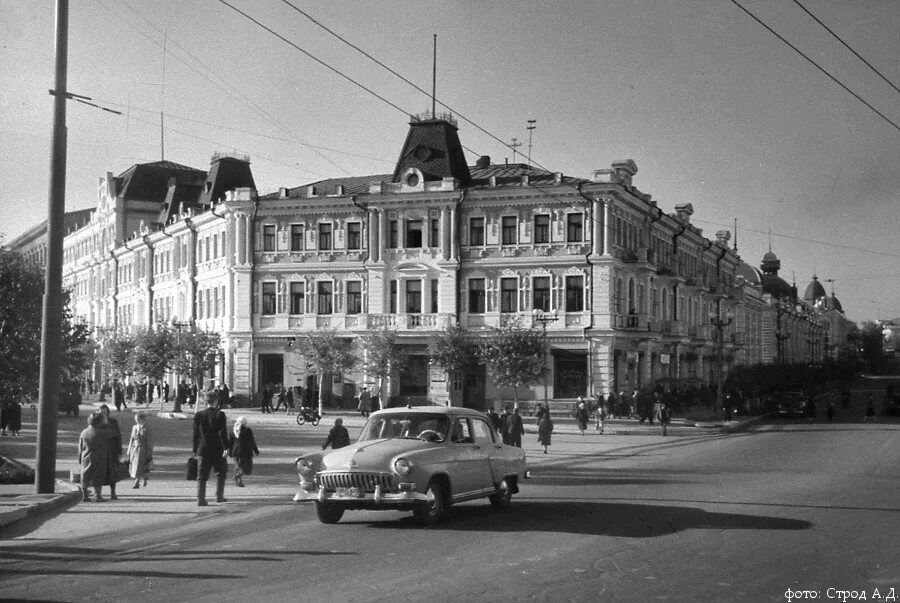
xmin=279 ymin=187 xmax=289 ymax=199
xmin=716 ymin=230 xmax=731 ymax=246
xmin=674 ymin=203 xmax=694 ymax=224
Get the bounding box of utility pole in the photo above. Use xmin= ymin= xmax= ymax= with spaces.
xmin=35 ymin=0 xmax=69 ymax=494
xmin=509 ymin=137 xmax=522 ymax=163
xmin=526 ymin=119 xmax=537 ymax=165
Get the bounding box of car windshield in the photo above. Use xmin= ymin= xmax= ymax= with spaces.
xmin=358 ymin=413 xmax=451 ymax=443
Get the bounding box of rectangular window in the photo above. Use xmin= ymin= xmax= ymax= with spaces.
xmin=430 ymin=218 xmax=440 ymax=248
xmin=534 ymin=214 xmax=550 ymax=244
xmin=501 ymin=216 xmax=517 ymax=245
xmin=317 ymin=281 xmax=333 ymax=314
xmin=213 ymin=287 xmax=219 ymax=317
xmin=263 ymin=225 xmax=276 ymax=252
xmin=405 ymin=220 xmax=423 ymax=248
xmin=468 ymin=278 xmax=486 ymax=313
xmin=290 ymin=282 xmax=305 ymax=315
xmin=291 ymin=224 xmax=304 ymax=251
xmin=567 ymin=213 xmax=583 ymax=242
xmin=533 ymin=276 xmax=551 ymax=312
xmin=500 ymin=277 xmax=518 ymax=313
xmin=565 ymin=275 xmax=584 ymax=312
xmin=262 ymin=282 xmax=276 ymax=315
xmin=389 ymin=280 xmax=398 ymax=314
xmin=318 ymin=223 xmax=332 ymax=251
xmin=387 ymin=220 xmax=397 ymax=248
xmin=346 ymin=281 xmax=362 ymax=314
xmin=431 ymin=279 xmax=439 ymax=313
xmin=405 ymin=279 xmax=422 ymax=314
xmin=469 ymin=217 xmax=485 ymax=246
xmin=346 ymin=222 xmax=361 ymax=250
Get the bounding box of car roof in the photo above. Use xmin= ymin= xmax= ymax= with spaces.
xmin=371 ymin=406 xmax=486 ymax=417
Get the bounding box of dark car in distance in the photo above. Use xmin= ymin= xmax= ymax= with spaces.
xmin=773 ymin=392 xmax=807 ymax=418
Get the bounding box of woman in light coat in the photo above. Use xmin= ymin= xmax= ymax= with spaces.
xmin=126 ymin=412 xmax=153 ymax=488
xmin=537 ymin=413 xmax=553 ymax=454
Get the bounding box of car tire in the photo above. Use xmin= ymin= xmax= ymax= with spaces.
xmin=315 ymin=502 xmax=344 ymax=524
xmin=489 ymin=478 xmax=513 ymax=509
xmin=414 ymin=480 xmax=446 ymax=526
xmin=296 ymin=414 xmax=306 ymax=426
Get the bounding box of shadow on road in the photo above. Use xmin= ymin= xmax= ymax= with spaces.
xmin=359 ymin=500 xmax=812 ymax=536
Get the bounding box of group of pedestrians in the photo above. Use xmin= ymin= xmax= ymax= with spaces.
xmin=0 ymin=399 xmax=22 ymax=436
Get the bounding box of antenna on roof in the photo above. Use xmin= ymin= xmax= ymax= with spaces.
xmin=160 ymin=30 xmax=167 ymax=161
xmin=768 ymin=228 xmax=772 ymax=253
xmin=432 ymin=34 xmax=437 ymax=119
xmin=526 ymin=119 xmax=537 ymax=165
xmin=733 ymin=218 xmax=738 ymax=253
xmin=509 ymin=137 xmax=522 ymax=163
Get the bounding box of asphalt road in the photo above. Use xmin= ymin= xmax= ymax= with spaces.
xmin=0 ymin=397 xmax=898 ymax=602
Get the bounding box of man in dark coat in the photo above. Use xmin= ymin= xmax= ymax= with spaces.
xmin=499 ymin=408 xmax=511 ymax=445
xmin=322 ymin=418 xmax=351 ymax=450
xmin=486 ymin=407 xmax=501 ymax=432
xmin=78 ymin=412 xmax=111 ymax=501
xmin=192 ymin=393 xmax=230 ymax=506
xmin=507 ymin=408 xmax=524 ymax=447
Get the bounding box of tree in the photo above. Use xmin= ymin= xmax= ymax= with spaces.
xmin=427 ymin=325 xmax=478 ymax=405
xmin=359 ymin=328 xmax=406 ymax=410
xmin=477 ymin=320 xmax=547 ymax=405
xmin=289 ymin=330 xmax=357 ymax=415
xmin=168 ymin=327 xmax=221 ymax=410
xmin=0 ymin=249 xmax=89 ymax=403
xmin=96 ymin=333 xmax=138 ymax=382
xmin=132 ymin=326 xmax=174 ymax=404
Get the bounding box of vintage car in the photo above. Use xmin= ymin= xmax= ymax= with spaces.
xmin=773 ymin=392 xmax=807 ymax=418
xmin=294 ymin=406 xmax=529 ymax=525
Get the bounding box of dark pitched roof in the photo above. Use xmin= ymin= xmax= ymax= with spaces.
xmin=200 ymin=155 xmax=256 ymax=206
xmin=392 ymin=117 xmax=471 ymax=184
xmin=117 ymin=161 xmax=206 ymax=203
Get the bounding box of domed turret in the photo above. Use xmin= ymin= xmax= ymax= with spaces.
xmin=759 ymin=251 xmax=793 ymax=299
xmin=803 ymin=275 xmax=827 ymax=302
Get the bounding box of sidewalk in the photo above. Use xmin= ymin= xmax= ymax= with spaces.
xmin=0 ymin=404 xmax=764 ymax=533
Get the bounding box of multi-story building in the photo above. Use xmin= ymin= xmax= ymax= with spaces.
xmin=51 ymin=115 xmax=848 ymax=409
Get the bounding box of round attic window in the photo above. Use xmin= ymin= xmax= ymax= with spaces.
xmin=406 ymin=173 xmax=420 ymax=187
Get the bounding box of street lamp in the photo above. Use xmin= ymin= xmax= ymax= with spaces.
xmin=774 ymin=300 xmax=791 ymax=364
xmin=532 ymin=309 xmax=559 ymax=409
xmin=708 ymin=299 xmax=734 ymax=417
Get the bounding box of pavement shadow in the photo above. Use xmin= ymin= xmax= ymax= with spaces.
xmin=529 ymin=467 xmax=690 ymax=487
xmin=363 ymin=500 xmax=812 ymax=536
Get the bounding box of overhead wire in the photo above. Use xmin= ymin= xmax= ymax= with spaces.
xmin=729 ymin=0 xmax=900 ymax=134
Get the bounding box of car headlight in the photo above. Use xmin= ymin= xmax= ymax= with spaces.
xmin=394 ymin=458 xmax=411 ymax=476
xmin=296 ymin=458 xmax=314 ymax=474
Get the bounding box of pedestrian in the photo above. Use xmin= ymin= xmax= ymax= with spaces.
xmin=78 ymin=411 xmax=111 ymax=502
xmin=2 ymin=399 xmax=22 ymax=436
xmin=537 ymin=412 xmax=553 ymax=454
xmin=656 ymin=402 xmax=672 ymax=436
xmin=0 ymin=400 xmax=9 ymax=436
xmin=192 ymin=392 xmax=230 ymax=506
xmin=285 ymin=385 xmax=294 ymax=414
xmin=486 ymin=407 xmax=501 ymax=432
xmin=113 ymin=380 xmax=125 ymax=411
xmin=595 ymin=402 xmax=606 ymax=434
xmin=260 ymin=384 xmax=274 ymax=414
xmin=357 ymin=387 xmax=372 ymax=417
xmin=507 ymin=407 xmax=524 ymax=448
xmin=864 ymin=394 xmax=877 ymax=423
xmin=163 ymin=382 xmax=170 ymax=403
xmin=499 ymin=407 xmax=511 ymax=445
xmin=322 ymin=418 xmax=351 ymax=450
xmin=841 ymin=389 xmax=850 ymax=409
xmin=574 ymin=398 xmax=589 ymax=436
xmin=125 ymin=381 xmax=134 ymax=403
xmin=126 ymin=412 xmax=153 ymax=489
xmin=228 ymin=416 xmax=259 ymax=488
xmin=219 ymin=383 xmax=230 ymax=408
xmin=98 ymin=404 xmax=122 ymax=500
xmin=274 ymin=384 xmax=287 ymax=412
xmin=826 ymin=400 xmax=836 ymax=423
xmin=135 ymin=380 xmax=146 ymax=406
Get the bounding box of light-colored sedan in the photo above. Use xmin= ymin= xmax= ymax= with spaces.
xmin=294 ymin=406 xmax=529 ymax=525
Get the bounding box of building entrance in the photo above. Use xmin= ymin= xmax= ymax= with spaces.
xmin=553 ymin=351 xmax=588 ymax=398
xmin=258 ymin=354 xmax=284 ymax=393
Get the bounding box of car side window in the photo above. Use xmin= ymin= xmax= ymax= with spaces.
xmin=470 ymin=418 xmax=495 ymax=444
xmin=450 ymin=419 xmax=474 ymax=444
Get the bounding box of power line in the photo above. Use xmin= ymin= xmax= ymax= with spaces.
xmin=729 ymin=0 xmax=900 ymax=134
xmin=791 ymin=0 xmax=900 ymax=98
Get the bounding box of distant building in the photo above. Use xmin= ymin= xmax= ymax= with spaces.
xmin=4 ymin=208 xmax=94 ymax=266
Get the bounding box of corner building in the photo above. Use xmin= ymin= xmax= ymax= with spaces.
xmin=62 ymin=115 xmax=768 ymax=409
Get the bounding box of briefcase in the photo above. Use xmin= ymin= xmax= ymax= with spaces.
xmin=186 ymin=456 xmax=198 ymax=481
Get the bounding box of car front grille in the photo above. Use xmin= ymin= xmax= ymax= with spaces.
xmin=316 ymin=472 xmax=395 ymax=492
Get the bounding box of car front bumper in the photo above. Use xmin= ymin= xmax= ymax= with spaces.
xmin=293 ymin=483 xmax=428 ymax=505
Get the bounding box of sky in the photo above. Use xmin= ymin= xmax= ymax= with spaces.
xmin=2 ymin=0 xmax=899 ymax=324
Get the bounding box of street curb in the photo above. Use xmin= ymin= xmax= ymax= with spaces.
xmin=0 ymin=479 xmax=82 ymax=530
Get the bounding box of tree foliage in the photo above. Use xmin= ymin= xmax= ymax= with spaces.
xmin=359 ymin=328 xmax=406 ymax=410
xmin=289 ymin=330 xmax=357 ymax=414
xmin=97 ymin=334 xmax=138 ymax=380
xmin=168 ymin=327 xmax=221 ymax=390
xmin=132 ymin=327 xmax=173 ymax=381
xmin=427 ymin=325 xmax=478 ymax=375
xmin=477 ymin=320 xmax=547 ymax=402
xmin=0 ymin=249 xmax=90 ymax=402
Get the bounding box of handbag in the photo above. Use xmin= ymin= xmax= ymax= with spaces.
xmin=186 ymin=456 xmax=198 ymax=481
xmin=117 ymin=459 xmax=130 ymax=481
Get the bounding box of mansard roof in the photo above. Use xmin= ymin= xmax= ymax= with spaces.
xmin=117 ymin=161 xmax=206 ymax=204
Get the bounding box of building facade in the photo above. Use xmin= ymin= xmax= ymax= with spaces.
xmin=40 ymin=115 xmax=849 ymax=409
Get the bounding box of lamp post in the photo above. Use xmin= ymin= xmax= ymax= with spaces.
xmin=775 ymin=300 xmax=791 ymax=364
xmin=532 ymin=309 xmax=558 ymax=409
xmin=708 ymin=298 xmax=734 ymax=417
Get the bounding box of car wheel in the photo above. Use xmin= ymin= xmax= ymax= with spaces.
xmin=489 ymin=478 xmax=513 ymax=509
xmin=315 ymin=502 xmax=344 ymax=524
xmin=296 ymin=414 xmax=306 ymax=426
xmin=414 ymin=480 xmax=446 ymax=526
